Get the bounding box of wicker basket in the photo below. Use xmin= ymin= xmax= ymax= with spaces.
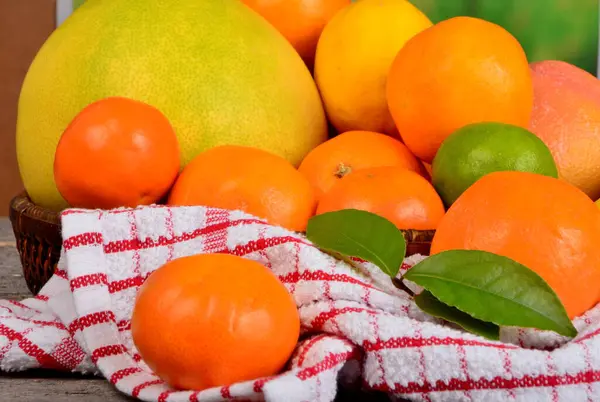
xmin=9 ymin=192 xmax=62 ymax=295
xmin=8 ymin=192 xmax=435 ymax=295
xmin=402 ymin=229 xmax=435 ymax=257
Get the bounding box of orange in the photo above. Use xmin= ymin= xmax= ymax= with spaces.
xmin=53 ymin=97 xmax=180 ymax=210
xmin=168 ymin=145 xmax=316 ymax=232
xmin=387 ymin=16 xmax=534 ymax=163
xmin=242 ymin=0 xmax=350 ymax=69
xmin=314 ymin=0 xmax=432 ymax=135
xmin=131 ymin=253 xmax=300 ymax=391
xmin=317 ymin=167 xmax=445 ymax=230
xmin=298 ymin=130 xmax=426 ymax=201
xmin=529 ymin=60 xmax=600 ymax=200
xmin=431 ymin=171 xmax=600 ymax=319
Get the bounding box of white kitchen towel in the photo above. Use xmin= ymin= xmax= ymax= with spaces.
xmin=1 ymin=204 xmax=600 ymax=402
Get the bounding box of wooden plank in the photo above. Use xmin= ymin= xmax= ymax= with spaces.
xmin=0 ymin=220 xmax=28 ymax=299
xmin=0 ymin=374 xmax=134 ymax=402
xmin=0 ymin=218 xmax=134 ymax=400
xmin=0 ymin=246 xmax=28 ymax=299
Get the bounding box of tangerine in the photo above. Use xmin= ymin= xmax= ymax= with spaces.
xmin=53 ymin=97 xmax=180 ymax=209
xmin=298 ymin=130 xmax=426 ymax=201
xmin=131 ymin=253 xmax=300 ymax=391
xmin=242 ymin=0 xmax=350 ymax=69
xmin=431 ymin=171 xmax=600 ymax=319
xmin=387 ymin=16 xmax=533 ymax=163
xmin=317 ymin=167 xmax=445 ymax=230
xmin=168 ymin=145 xmax=316 ymax=232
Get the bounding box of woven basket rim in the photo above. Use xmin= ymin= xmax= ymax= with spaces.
xmin=7 ymin=192 xmax=436 ymax=244
xmin=7 ymin=191 xmax=433 ymax=294
xmin=9 ymin=192 xmax=61 ymax=226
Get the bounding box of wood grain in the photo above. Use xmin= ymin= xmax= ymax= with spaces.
xmin=0 ymin=218 xmax=135 ymax=401
xmin=0 ymin=374 xmax=134 ymax=402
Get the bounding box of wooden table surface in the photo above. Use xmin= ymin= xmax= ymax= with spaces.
xmin=0 ymin=218 xmax=394 ymax=402
xmin=0 ymin=218 xmax=135 ymax=401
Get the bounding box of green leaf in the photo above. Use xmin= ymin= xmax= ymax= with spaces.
xmin=306 ymin=210 xmax=406 ymax=278
xmin=415 ymin=290 xmax=500 ymax=340
xmin=404 ymin=250 xmax=577 ymax=338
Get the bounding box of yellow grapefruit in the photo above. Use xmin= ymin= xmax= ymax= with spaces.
xmin=314 ymin=0 xmax=432 ymax=136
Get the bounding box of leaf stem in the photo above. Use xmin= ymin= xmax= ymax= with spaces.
xmin=392 ymin=277 xmax=415 ymax=297
xmin=320 ymin=249 xmax=368 ymax=277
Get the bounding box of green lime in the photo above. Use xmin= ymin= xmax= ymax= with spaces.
xmin=432 ymin=122 xmax=559 ymax=207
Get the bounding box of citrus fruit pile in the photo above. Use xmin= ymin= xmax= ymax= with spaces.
xmin=17 ymin=0 xmax=600 ymax=394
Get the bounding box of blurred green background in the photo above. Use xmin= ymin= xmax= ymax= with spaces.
xmin=408 ymin=0 xmax=598 ymax=74
xmin=73 ymin=0 xmax=599 ymax=74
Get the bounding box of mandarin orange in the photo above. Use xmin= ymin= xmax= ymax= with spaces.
xmin=131 ymin=253 xmax=300 ymax=391
xmin=317 ymin=167 xmax=445 ymax=230
xmin=431 ymin=171 xmax=600 ymax=319
xmin=387 ymin=16 xmax=533 ymax=163
xmin=298 ymin=130 xmax=426 ymax=201
xmin=168 ymin=145 xmax=316 ymax=232
xmin=53 ymin=97 xmax=180 ymax=209
xmin=242 ymin=0 xmax=350 ymax=69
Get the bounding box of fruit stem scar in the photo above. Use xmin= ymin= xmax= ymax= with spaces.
xmin=334 ymin=162 xmax=352 ymax=178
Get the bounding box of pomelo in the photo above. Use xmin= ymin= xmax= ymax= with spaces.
xmin=17 ymin=0 xmax=327 ymax=211
xmin=529 ymin=60 xmax=600 ymax=200
xmin=432 ymin=122 xmax=559 ymax=207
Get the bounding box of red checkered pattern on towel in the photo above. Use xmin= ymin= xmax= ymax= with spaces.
xmin=2 ymin=205 xmax=600 ymax=402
